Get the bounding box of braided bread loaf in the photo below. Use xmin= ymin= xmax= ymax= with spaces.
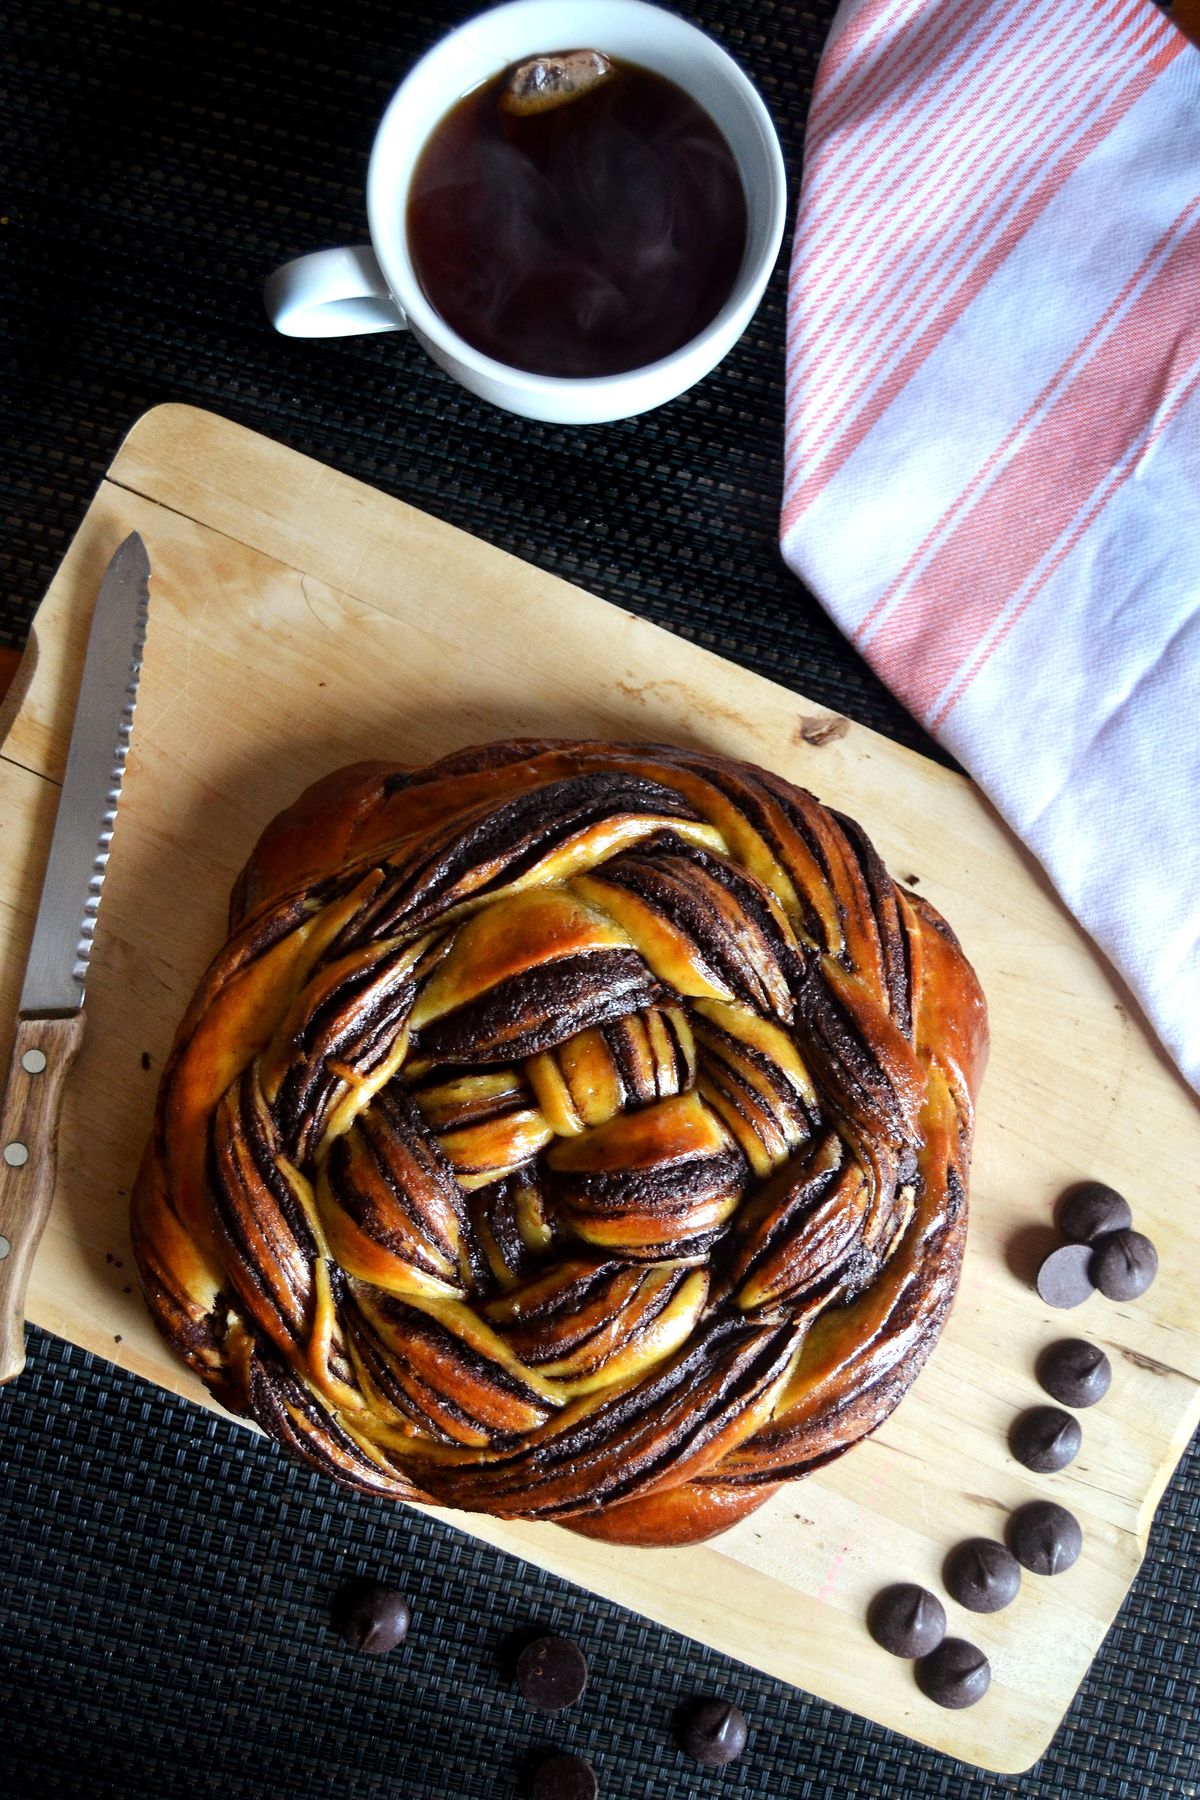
xmin=132 ymin=739 xmax=987 ymax=1547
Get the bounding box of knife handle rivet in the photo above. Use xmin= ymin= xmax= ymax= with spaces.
xmin=0 ymin=1234 xmax=10 ymax=1260
xmin=3 ymin=1142 xmax=29 ymax=1168
xmin=21 ymin=1050 xmax=47 ymax=1075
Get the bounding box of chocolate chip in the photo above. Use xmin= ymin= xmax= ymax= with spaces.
xmin=867 ymin=1583 xmax=946 ymax=1657
xmin=674 ymin=1698 xmax=749 ymax=1767
xmin=1036 ymin=1242 xmax=1095 ymax=1308
xmin=1010 ymin=1406 xmax=1082 ymax=1473
xmin=943 ymin=1540 xmax=1021 ymax=1613
xmin=1008 ymin=1500 xmax=1083 ymax=1575
xmin=329 ymin=1578 xmax=411 ymax=1653
xmin=515 ymin=1635 xmax=588 ymax=1712
xmin=915 ymin=1638 xmax=991 ymax=1709
xmin=1058 ymin=1181 xmax=1132 ymax=1243
xmin=1037 ymin=1338 xmax=1112 ymax=1408
xmin=1091 ymin=1228 xmax=1158 ymax=1301
xmin=532 ymin=1753 xmax=598 ymax=1800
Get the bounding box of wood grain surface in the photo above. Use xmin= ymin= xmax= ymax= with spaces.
xmin=1 ymin=405 xmax=1197 ymax=1773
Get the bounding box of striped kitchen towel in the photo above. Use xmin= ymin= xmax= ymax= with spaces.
xmin=781 ymin=0 xmax=1200 ymax=1092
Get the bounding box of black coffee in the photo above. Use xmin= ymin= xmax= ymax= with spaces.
xmin=406 ymin=53 xmax=748 ymax=379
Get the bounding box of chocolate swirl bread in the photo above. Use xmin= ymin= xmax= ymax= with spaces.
xmin=132 ymin=740 xmax=987 ymax=1546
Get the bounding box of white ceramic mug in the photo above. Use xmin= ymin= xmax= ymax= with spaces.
xmin=263 ymin=0 xmax=787 ymax=423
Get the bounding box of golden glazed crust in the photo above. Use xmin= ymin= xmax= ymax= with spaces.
xmin=131 ymin=739 xmax=987 ymax=1546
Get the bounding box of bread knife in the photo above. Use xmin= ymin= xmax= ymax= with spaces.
xmin=0 ymin=533 xmax=150 ymax=1381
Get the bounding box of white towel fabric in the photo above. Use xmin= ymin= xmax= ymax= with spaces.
xmin=781 ymin=0 xmax=1200 ymax=1092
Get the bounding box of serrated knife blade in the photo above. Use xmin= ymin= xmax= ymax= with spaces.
xmin=0 ymin=532 xmax=150 ymax=1380
xmin=20 ymin=532 xmax=150 ymax=1015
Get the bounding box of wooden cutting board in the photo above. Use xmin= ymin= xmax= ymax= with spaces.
xmin=2 ymin=405 xmax=1197 ymax=1774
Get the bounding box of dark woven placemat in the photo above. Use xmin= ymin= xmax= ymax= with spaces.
xmin=2 ymin=1328 xmax=1198 ymax=1800
xmin=1 ymin=1 xmax=1197 ymax=1795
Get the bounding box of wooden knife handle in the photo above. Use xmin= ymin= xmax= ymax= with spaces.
xmin=0 ymin=1013 xmax=86 ymax=1382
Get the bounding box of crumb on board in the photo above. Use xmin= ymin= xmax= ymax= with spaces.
xmin=795 ymin=714 xmax=850 ymax=747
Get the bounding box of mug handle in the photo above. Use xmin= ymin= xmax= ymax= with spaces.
xmin=263 ymin=246 xmax=407 ymax=337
